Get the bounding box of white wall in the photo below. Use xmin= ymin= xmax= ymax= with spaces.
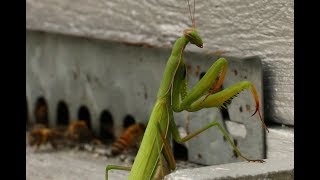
xmin=26 ymin=0 xmax=293 ymax=125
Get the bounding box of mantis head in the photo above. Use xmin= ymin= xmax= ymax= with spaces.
xmin=185 ymin=0 xmax=203 ymax=48
xmin=184 ymin=28 xmax=203 ymax=48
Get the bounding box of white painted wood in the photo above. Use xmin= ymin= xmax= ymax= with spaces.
xmin=26 ymin=0 xmax=293 ymax=125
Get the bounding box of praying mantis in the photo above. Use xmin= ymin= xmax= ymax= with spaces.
xmin=106 ymin=0 xmax=269 ymax=179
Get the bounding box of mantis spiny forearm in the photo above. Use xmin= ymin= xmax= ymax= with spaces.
xmin=105 ymin=0 xmax=268 ymax=179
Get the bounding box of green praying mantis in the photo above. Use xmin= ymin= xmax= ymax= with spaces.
xmin=106 ymin=0 xmax=269 ymax=179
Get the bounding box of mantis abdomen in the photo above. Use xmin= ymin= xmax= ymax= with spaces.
xmin=128 ymin=99 xmax=172 ymax=179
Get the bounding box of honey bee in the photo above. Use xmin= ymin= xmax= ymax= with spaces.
xmin=111 ymin=123 xmax=146 ymax=155
xmin=28 ymin=127 xmax=64 ymax=149
xmin=66 ymin=120 xmax=94 ymax=143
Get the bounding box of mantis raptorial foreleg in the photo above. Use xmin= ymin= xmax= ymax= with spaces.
xmin=174 ymin=58 xmax=238 ymax=109
xmin=201 ymin=58 xmax=228 ymax=103
xmin=172 ymin=58 xmax=268 ymax=131
xmin=169 ymin=56 xmax=267 ymax=163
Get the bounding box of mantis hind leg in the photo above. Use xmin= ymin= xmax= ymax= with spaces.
xmin=105 ymin=165 xmax=131 ymax=180
xmin=151 ymin=123 xmax=176 ymax=180
xmin=169 ymin=118 xmax=265 ymax=163
xmin=156 ymin=122 xmax=176 ymax=170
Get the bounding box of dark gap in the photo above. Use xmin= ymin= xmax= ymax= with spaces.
xmin=173 ymin=139 xmax=188 ymax=161
xmin=78 ymin=105 xmax=91 ymax=129
xmin=223 ymin=136 xmax=227 ymax=141
xmin=100 ymin=110 xmax=115 ymax=143
xmin=199 ymin=71 xmax=206 ymax=80
xmin=56 ymin=101 xmax=69 ymax=126
xmin=220 ymin=95 xmax=230 ymax=142
xmin=220 ymin=107 xmax=230 ymax=120
xmin=233 ymin=69 xmax=238 ymax=76
xmin=34 ymin=97 xmax=49 ymax=127
xmin=220 ymin=84 xmax=229 ymax=120
xmin=26 ymin=98 xmax=29 ymax=130
xmin=123 ymin=114 xmax=136 ymax=128
xmin=264 ymin=120 xmax=291 ymax=127
xmin=233 ymin=139 xmax=239 ymax=158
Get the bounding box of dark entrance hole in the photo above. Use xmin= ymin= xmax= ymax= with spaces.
xmin=123 ymin=114 xmax=136 ymax=128
xmin=56 ymin=101 xmax=70 ymax=126
xmin=100 ymin=110 xmax=115 ymax=143
xmin=34 ymin=97 xmax=49 ymax=127
xmin=78 ymin=105 xmax=91 ymax=129
xmin=173 ymin=140 xmax=188 ymax=161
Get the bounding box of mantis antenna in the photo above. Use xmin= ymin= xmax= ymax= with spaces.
xmin=187 ymin=0 xmax=196 ymax=27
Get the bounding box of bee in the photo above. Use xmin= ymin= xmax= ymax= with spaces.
xmin=111 ymin=123 xmax=146 ymax=155
xmin=66 ymin=120 xmax=94 ymax=143
xmin=28 ymin=127 xmax=64 ymax=149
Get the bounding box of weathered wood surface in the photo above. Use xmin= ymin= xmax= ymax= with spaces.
xmin=26 ymin=0 xmax=293 ymax=125
xmin=26 ymin=126 xmax=293 ymax=179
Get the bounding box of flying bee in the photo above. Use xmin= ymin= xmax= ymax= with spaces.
xmin=66 ymin=120 xmax=94 ymax=144
xmin=28 ymin=127 xmax=64 ymax=149
xmin=111 ymin=123 xmax=146 ymax=156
